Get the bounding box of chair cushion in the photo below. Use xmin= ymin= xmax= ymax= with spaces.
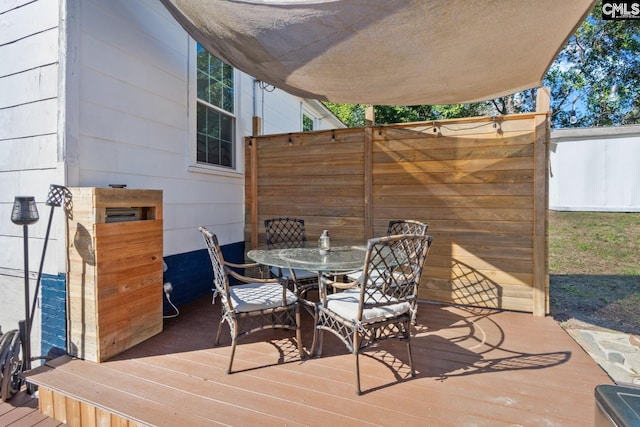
xmin=346 ymin=270 xmax=413 ymax=286
xmin=230 ymin=283 xmax=297 ymax=312
xmin=324 ymin=289 xmax=410 ymax=323
xmin=270 ymin=266 xmax=316 ymax=281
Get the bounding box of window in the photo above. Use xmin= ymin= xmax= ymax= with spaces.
xmin=302 ymin=114 xmax=314 ymax=132
xmin=196 ymin=43 xmax=235 ymax=168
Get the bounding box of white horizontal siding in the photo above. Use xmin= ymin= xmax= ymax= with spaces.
xmin=0 ymin=64 xmax=58 ymax=108
xmin=75 ymin=0 xmax=247 ymax=252
xmin=79 ymin=102 xmax=185 ymax=154
xmin=0 ymin=167 xmax=63 ymax=207
xmin=81 ymin=0 xmax=187 ymax=80
xmin=0 ymin=272 xmax=41 ymax=359
xmin=0 ymin=98 xmax=58 ymax=140
xmin=80 ymin=68 xmax=186 ymax=129
xmin=0 ymin=166 xmax=64 ymax=275
xmin=263 ymin=90 xmax=301 ymax=135
xmin=0 ymin=0 xmax=62 ymax=275
xmin=0 ymin=27 xmax=58 ymax=77
xmin=0 ymin=0 xmax=58 ymax=45
xmin=0 ymin=134 xmax=58 ymax=174
xmin=0 ymin=0 xmax=36 ymax=14
xmin=0 ymin=0 xmax=63 ymax=306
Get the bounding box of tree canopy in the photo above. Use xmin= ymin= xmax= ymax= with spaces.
xmin=325 ymin=1 xmax=640 ymax=129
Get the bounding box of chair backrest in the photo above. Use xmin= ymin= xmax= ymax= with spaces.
xmin=387 ymin=219 xmax=428 ymax=236
xmin=199 ymin=227 xmax=231 ymax=303
xmin=386 ymin=221 xmax=429 ymax=282
xmin=264 ymin=217 xmax=306 ymax=249
xmin=358 ymin=234 xmax=432 ymax=317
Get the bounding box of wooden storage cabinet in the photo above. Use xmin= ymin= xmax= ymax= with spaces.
xmin=66 ymin=188 xmax=163 ymax=362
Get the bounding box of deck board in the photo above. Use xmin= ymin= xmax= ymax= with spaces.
xmin=22 ymin=296 xmax=612 ymax=426
xmin=0 ymin=388 xmax=66 ymax=426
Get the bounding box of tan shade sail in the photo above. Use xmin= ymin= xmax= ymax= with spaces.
xmin=160 ymin=0 xmax=596 ymax=105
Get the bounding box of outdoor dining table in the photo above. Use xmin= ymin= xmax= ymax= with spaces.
xmin=246 ymin=242 xmax=368 ymax=301
xmin=247 ymin=243 xmax=367 ymax=274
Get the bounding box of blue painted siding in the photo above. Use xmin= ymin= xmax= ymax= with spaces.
xmin=162 ymin=242 xmax=245 ymax=311
xmin=40 ymin=273 xmax=67 ymax=359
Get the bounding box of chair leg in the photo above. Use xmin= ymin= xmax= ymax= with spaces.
xmin=354 ymin=332 xmax=361 ymax=395
xmin=354 ymin=352 xmax=361 ymax=396
xmin=214 ymin=319 xmax=224 ymax=346
xmin=295 ymin=307 xmax=304 ymax=358
xmin=407 ymin=337 xmax=415 ymax=377
xmin=310 ymin=309 xmax=324 ymax=357
xmin=317 ymin=328 xmax=324 ymax=357
xmin=227 ymin=338 xmax=237 ymax=374
xmin=311 ymin=326 xmax=324 ymax=358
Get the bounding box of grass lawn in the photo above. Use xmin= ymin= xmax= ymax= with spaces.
xmin=549 ymin=210 xmax=640 ymax=335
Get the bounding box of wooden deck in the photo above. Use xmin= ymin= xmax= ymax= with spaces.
xmin=22 ymin=296 xmax=612 ymax=426
xmin=0 ymin=388 xmax=65 ymax=426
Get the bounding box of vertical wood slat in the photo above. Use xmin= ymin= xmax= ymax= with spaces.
xmin=80 ymin=401 xmax=97 ymax=427
xmin=364 ymin=103 xmax=375 ymax=238
xmin=38 ymin=386 xmax=55 ymax=418
xmin=364 ymin=125 xmax=373 ymax=239
xmin=65 ymin=397 xmax=81 ymax=426
xmin=52 ymin=390 xmax=67 ymax=424
xmin=250 ymin=136 xmax=259 ymax=249
xmin=533 ymin=87 xmax=551 ymax=316
xmin=249 ymin=117 xmax=261 ymax=249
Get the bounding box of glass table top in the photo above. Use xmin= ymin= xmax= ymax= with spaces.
xmin=247 ymin=244 xmax=367 ymax=273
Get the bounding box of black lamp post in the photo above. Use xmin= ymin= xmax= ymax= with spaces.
xmin=11 ymin=196 xmax=39 ymax=373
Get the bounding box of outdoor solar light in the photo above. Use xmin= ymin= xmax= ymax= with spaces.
xmin=11 ymin=196 xmax=39 ymax=373
xmin=11 ymin=196 xmax=39 ymax=225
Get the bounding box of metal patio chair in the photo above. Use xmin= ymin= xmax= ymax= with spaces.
xmin=264 ymin=217 xmax=318 ymax=299
xmin=199 ymin=227 xmax=303 ymax=373
xmin=312 ymin=233 xmax=433 ymax=395
xmin=387 ymin=219 xmax=428 ymax=236
xmin=347 ymin=220 xmax=428 ymax=282
xmin=345 ymin=220 xmax=429 ymax=322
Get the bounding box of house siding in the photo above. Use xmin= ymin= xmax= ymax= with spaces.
xmin=0 ymin=0 xmax=64 ymax=360
xmin=1 ymin=0 xmax=343 ymax=360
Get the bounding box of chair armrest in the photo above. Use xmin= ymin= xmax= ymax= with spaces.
xmin=225 ymin=266 xmax=283 ymax=285
xmin=224 ymin=260 xmax=267 ymax=279
xmin=224 ymin=260 xmax=259 ymax=269
xmin=329 ymin=280 xmax=358 ymax=290
xmin=319 ymin=274 xmax=358 ymax=299
xmin=325 ymin=277 xmax=359 ymax=291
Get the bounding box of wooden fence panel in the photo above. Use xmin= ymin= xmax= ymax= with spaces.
xmin=245 ymin=114 xmax=549 ymax=314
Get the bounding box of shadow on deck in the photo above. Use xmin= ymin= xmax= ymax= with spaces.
xmin=20 ymin=296 xmax=612 ymax=426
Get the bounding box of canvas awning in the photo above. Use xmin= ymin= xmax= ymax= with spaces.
xmin=160 ymin=0 xmax=596 ymax=105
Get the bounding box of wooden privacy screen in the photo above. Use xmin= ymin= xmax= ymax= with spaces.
xmin=245 ymin=111 xmax=550 ymax=315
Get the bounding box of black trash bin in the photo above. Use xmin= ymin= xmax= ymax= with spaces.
xmin=595 ymin=384 xmax=640 ymax=427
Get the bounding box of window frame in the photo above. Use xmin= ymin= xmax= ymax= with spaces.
xmin=188 ymin=41 xmax=242 ymax=176
xmin=301 ymin=106 xmax=316 ymax=132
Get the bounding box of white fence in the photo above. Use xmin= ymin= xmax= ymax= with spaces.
xmin=549 ymin=125 xmax=640 ymax=212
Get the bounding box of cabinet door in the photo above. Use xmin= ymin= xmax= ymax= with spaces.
xmin=94 ymin=219 xmax=163 ymax=361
